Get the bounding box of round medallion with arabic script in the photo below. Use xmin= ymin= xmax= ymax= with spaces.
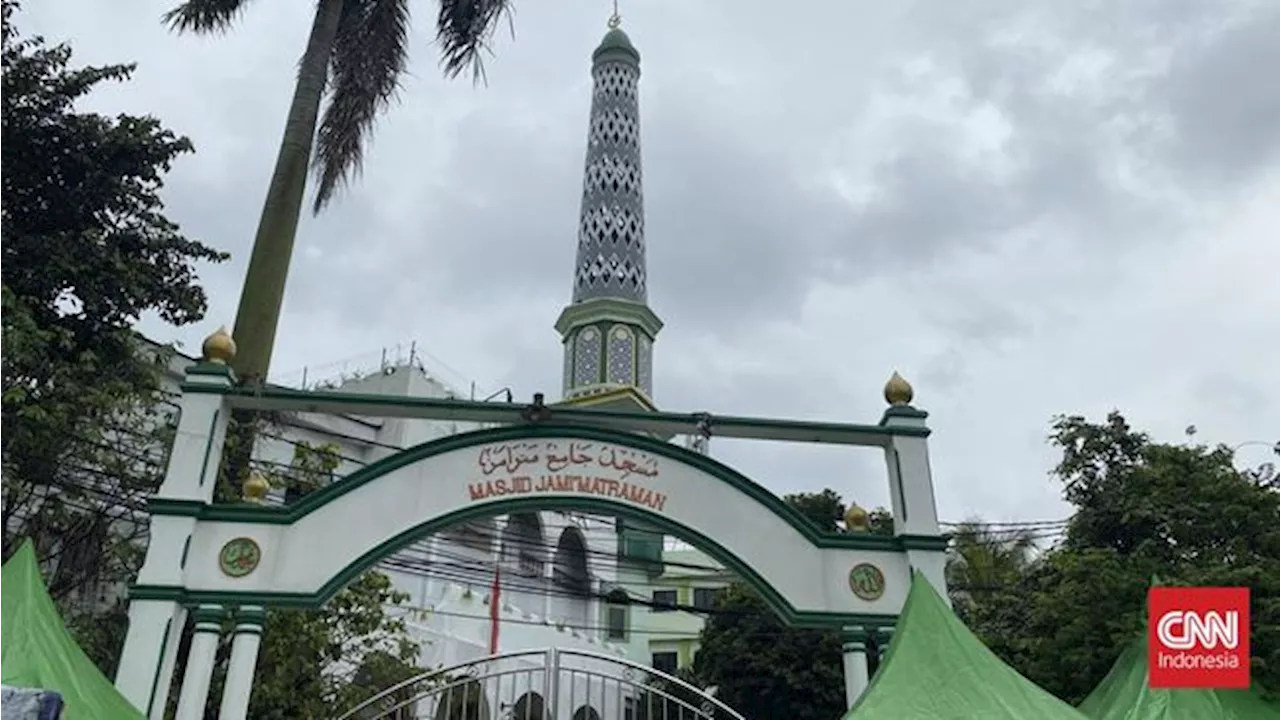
xmin=218 ymin=537 xmax=262 ymax=578
xmin=848 ymin=563 xmax=885 ymax=601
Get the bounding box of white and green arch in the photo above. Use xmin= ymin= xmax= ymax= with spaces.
xmin=139 ymin=422 xmax=943 ymax=624
xmin=115 ymin=362 xmax=949 ymax=720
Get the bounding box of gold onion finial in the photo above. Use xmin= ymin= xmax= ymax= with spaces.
xmin=883 ymin=371 xmax=914 ymax=406
xmin=242 ymin=472 xmax=271 ymax=504
xmin=202 ymin=326 xmax=237 ymax=365
xmin=845 ymin=504 xmax=870 ymax=533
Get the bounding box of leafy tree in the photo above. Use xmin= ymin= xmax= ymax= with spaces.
xmin=690 ymin=490 xmax=893 ymax=720
xmin=161 ymin=0 xmax=518 ymax=385
xmin=945 ymin=520 xmax=1037 ymax=626
xmin=966 ymin=412 xmax=1280 ymax=703
xmin=237 ymin=571 xmax=423 ymax=719
xmin=1 ymin=0 xmax=225 ymax=616
xmin=692 ymin=582 xmax=846 ymax=720
xmin=784 ymin=488 xmax=894 ymax=535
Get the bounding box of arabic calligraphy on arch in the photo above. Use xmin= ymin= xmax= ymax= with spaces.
xmin=475 ymin=440 xmax=661 ymax=479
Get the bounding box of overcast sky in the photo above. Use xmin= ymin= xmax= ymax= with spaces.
xmin=24 ymin=0 xmax=1280 ymax=531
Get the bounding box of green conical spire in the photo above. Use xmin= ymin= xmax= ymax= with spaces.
xmin=593 ymin=27 xmax=639 ymax=64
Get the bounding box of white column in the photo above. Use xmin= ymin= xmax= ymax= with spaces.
xmin=842 ymin=628 xmax=871 ymax=710
xmin=114 ymin=600 xmax=187 ymax=718
xmin=174 ymin=605 xmax=224 ymax=720
xmin=149 ymin=605 xmax=189 ymax=720
xmin=881 ymin=433 xmax=940 ymax=537
xmin=118 ymin=363 xmax=233 ymax=711
xmin=217 ymin=606 xmax=266 ymax=720
xmin=906 ymin=548 xmax=951 ymax=607
xmin=880 ymin=398 xmax=952 ymax=603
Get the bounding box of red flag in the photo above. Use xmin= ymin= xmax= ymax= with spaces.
xmin=488 ymin=564 xmax=501 ymax=654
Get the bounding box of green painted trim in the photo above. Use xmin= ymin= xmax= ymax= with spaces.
xmin=193 ymin=621 xmax=222 ymax=633
xmin=144 ymin=618 xmax=172 ymax=717
xmin=180 ymin=535 xmax=192 ymax=568
xmin=231 ymin=626 xmax=264 ymax=637
xmin=555 ymin=297 xmax=663 ymax=339
xmin=197 ymin=409 xmax=219 ymax=487
xmin=880 ymin=405 xmax=929 ymax=422
xmin=192 ymin=606 xmax=226 ymax=624
xmin=149 ymin=498 xmax=205 ymax=517
xmin=148 ymin=424 xmax=940 ymax=556
xmin=563 ymin=335 xmax=575 ymax=393
xmin=134 ymin=495 xmax=902 ymax=629
xmin=180 ymin=383 xmax=927 ymax=444
xmin=184 ymin=363 xmax=235 ymax=379
xmin=897 ymin=535 xmax=949 ymax=551
xmin=234 ymin=607 xmax=268 ymax=624
xmin=130 ymin=585 xmax=184 ymax=602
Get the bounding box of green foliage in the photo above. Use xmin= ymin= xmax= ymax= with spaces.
xmin=690 ymin=490 xmax=893 ymax=720
xmin=236 ymin=571 xmax=422 ymax=719
xmin=65 ymin=598 xmax=131 ymax=679
xmin=1 ymin=0 xmax=224 ymax=630
xmin=964 ymin=412 xmax=1280 ymax=703
xmin=945 ymin=520 xmax=1038 ymax=628
xmin=692 ymin=582 xmax=846 ymax=720
xmin=783 ymin=488 xmax=894 ymax=534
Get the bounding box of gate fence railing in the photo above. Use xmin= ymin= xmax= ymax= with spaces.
xmin=332 ymin=647 xmax=747 ymax=720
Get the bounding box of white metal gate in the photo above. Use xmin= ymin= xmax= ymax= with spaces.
xmin=333 ymin=648 xmax=746 ymax=720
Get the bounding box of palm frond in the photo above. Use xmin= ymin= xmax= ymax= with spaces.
xmin=162 ymin=0 xmax=254 ymax=34
xmin=435 ymin=0 xmax=514 ymax=84
xmin=311 ymin=0 xmax=410 ymax=212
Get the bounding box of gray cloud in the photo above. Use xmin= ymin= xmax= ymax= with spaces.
xmin=23 ymin=0 xmax=1280 ymax=527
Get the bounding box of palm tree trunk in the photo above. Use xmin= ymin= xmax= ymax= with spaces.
xmin=230 ymin=0 xmax=344 ymax=386
xmin=222 ymin=0 xmax=343 ymax=495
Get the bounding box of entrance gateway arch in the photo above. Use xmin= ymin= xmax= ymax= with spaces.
xmin=115 ymin=351 xmax=950 ymax=720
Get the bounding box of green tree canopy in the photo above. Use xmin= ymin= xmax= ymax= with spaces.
xmin=965 ymin=412 xmax=1280 ymax=703
xmin=239 ymin=571 xmax=423 ymax=718
xmin=1 ymin=0 xmax=226 ymax=611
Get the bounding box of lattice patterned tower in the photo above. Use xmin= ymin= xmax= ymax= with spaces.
xmin=554 ymin=22 xmax=663 ymax=412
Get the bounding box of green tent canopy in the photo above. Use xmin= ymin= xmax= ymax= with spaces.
xmin=845 ymin=571 xmax=1087 ymax=719
xmin=1078 ymin=637 xmax=1280 ymax=719
xmin=1 ymin=540 xmax=144 ymax=719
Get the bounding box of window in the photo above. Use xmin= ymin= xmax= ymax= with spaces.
xmin=606 ymin=606 xmax=627 ymax=640
xmin=693 ymin=587 xmax=724 ymax=611
xmin=651 ymin=589 xmax=677 ymax=612
xmin=516 ymin=551 xmax=542 ymax=577
xmin=605 ymin=590 xmax=629 ymax=641
xmin=651 ymin=652 xmax=678 ymax=674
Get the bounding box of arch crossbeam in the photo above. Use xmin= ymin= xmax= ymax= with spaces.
xmin=181 ymin=381 xmax=929 ymax=446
